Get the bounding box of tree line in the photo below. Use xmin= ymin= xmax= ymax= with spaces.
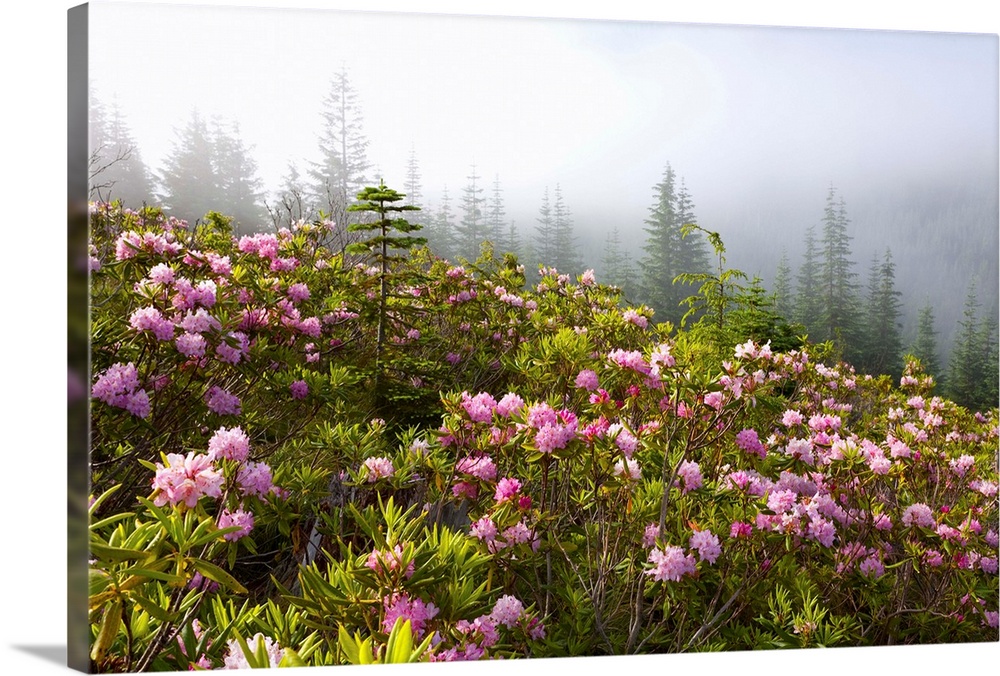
xmin=88 ymin=68 xmax=997 ymax=411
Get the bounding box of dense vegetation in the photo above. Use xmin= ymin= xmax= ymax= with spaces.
xmin=85 ymin=193 xmax=998 ymax=671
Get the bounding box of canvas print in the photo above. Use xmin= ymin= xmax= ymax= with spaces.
xmin=69 ymin=1 xmax=999 ymax=672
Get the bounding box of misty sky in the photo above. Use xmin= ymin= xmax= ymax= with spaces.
xmin=87 ymin=0 xmax=998 ymax=294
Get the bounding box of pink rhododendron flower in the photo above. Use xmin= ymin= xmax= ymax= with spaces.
xmin=613 ymin=457 xmax=641 ymax=481
xmin=236 ymin=460 xmax=273 ymax=497
xmin=735 ymin=428 xmax=766 ymax=459
xmin=222 ymin=633 xmax=283 ymax=669
xmin=575 ymin=369 xmax=600 ymax=391
xmin=289 ymin=380 xmax=309 ymax=400
xmin=494 ymin=477 xmax=522 ymax=503
xmin=676 ymin=460 xmax=703 ymax=493
xmin=383 ymin=593 xmax=439 ymax=637
xmin=689 ymin=529 xmax=721 ymax=563
xmin=207 ymin=426 xmax=250 ymax=462
xmin=902 ymin=503 xmax=936 ymax=529
xmin=217 ymin=508 xmax=254 ymax=541
xmin=470 ymin=516 xmax=498 ymax=543
xmin=129 ymin=306 xmax=176 ymax=341
xmin=362 ymin=457 xmax=394 ymax=482
xmin=461 ymin=391 xmax=497 ymax=423
xmin=367 ymin=544 xmax=415 ymax=578
xmin=456 ymin=454 xmax=497 ymax=482
xmin=490 ymin=595 xmax=524 ymax=628
xmin=646 ymin=545 xmax=697 ymax=582
xmin=205 ymin=386 xmax=241 ymax=416
xmin=152 ymin=452 xmax=223 ymax=508
xmin=496 ymin=393 xmax=525 ymax=417
xmin=175 ymin=332 xmax=207 ymax=358
xmin=642 ymin=523 xmax=661 ymax=548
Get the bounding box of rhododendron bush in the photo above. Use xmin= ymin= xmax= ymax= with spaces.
xmin=86 ymin=201 xmax=998 ymax=671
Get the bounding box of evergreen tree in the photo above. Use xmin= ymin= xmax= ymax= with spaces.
xmin=549 ymin=184 xmax=582 ymax=274
xmin=909 ymin=303 xmax=941 ymax=381
xmin=485 ymin=174 xmax=507 ymax=250
xmin=158 ymin=109 xmax=220 ymax=223
xmin=88 ymin=98 xmax=155 ymax=207
xmin=455 ymin=164 xmax=485 ymax=260
xmin=347 ymin=182 xmax=424 ymax=400
xmin=425 ymin=186 xmax=457 ymax=261
xmin=501 ymin=220 xmax=522 ymax=261
xmin=946 ymin=282 xmax=994 ymax=410
xmin=210 ymin=118 xmax=266 ymax=235
xmin=602 ymin=226 xmax=636 ymax=299
xmin=773 ymin=249 xmax=794 ymax=322
xmin=794 ymin=225 xmax=823 ymax=331
xmin=860 ymin=249 xmax=903 ymax=376
xmin=308 ymin=67 xmax=371 ymax=223
xmin=404 ymin=146 xmax=423 ymax=209
xmin=815 ymin=187 xmax=863 ymax=359
xmin=638 ymin=163 xmax=708 ymax=326
xmin=534 ymin=187 xmax=555 ymax=268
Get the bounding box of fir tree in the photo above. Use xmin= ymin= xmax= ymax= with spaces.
xmin=549 ymin=184 xmax=582 ymax=274
xmin=534 ymin=187 xmax=555 ymax=268
xmin=347 ymin=181 xmax=424 ymax=392
xmin=88 ymin=98 xmax=155 ymax=207
xmin=308 ymin=67 xmax=371 ymax=223
xmin=773 ymin=249 xmax=794 ymax=322
xmin=909 ymin=303 xmax=941 ymax=381
xmin=210 ymin=118 xmax=266 ymax=235
xmin=485 ymin=174 xmax=507 ymax=251
xmin=638 ymin=163 xmax=708 ymax=326
xmin=602 ymin=226 xmax=636 ymax=299
xmin=860 ymin=249 xmax=903 ymax=376
xmin=455 ymin=164 xmax=485 ymax=260
xmin=946 ymin=282 xmax=994 ymax=410
xmin=158 ymin=109 xmax=220 ymax=223
xmin=794 ymin=225 xmax=823 ymax=331
xmin=268 ymin=161 xmax=314 ymax=229
xmin=425 ymin=186 xmax=457 ymax=261
xmin=404 ymin=146 xmax=423 ymax=209
xmin=816 ymin=189 xmax=863 ymax=360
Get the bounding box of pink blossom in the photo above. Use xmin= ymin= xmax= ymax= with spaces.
xmin=613 ymin=457 xmax=641 ymax=481
xmin=456 ymin=454 xmax=497 ymax=482
xmin=676 ymin=460 xmax=703 ymax=493
xmin=496 ymin=393 xmax=525 ymax=417
xmin=215 ymin=331 xmax=249 ymax=365
xmin=494 ymin=477 xmax=521 ymax=503
xmin=207 ymin=426 xmax=250 ymax=462
xmin=575 ymin=369 xmax=600 ymax=391
xmin=367 ymin=544 xmax=415 ymax=578
xmin=217 ymin=508 xmax=254 ymax=541
xmin=470 ymin=516 xmax=498 ymax=543
xmin=289 ymin=380 xmax=309 ymax=400
xmin=152 ymin=452 xmax=223 ymax=508
xmin=902 ymin=503 xmax=936 ymax=529
xmin=646 ymin=545 xmax=697 ymax=582
xmin=461 ymin=391 xmax=497 ymax=423
xmin=735 ymin=429 xmax=766 ymax=459
xmin=236 ymin=461 xmax=273 ymax=497
xmin=642 ymin=523 xmax=661 ymax=548
xmin=287 ymin=283 xmax=310 ymax=303
xmin=490 ymin=595 xmax=524 ymax=628
xmin=689 ymin=528 xmax=722 ymax=564
xmin=730 ymin=521 xmax=753 ymax=539
xmin=362 ymin=457 xmax=394 ymax=482
xmin=382 ymin=594 xmax=439 ymax=638
xmin=129 ymin=306 xmax=175 ymax=341
xmin=222 ymin=633 xmax=283 ymax=670
xmin=205 ymin=386 xmax=241 ymax=416
xmin=781 ymin=410 xmax=804 ymax=427
xmin=175 ymin=332 xmax=207 ymax=358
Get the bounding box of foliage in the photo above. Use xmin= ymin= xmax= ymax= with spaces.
xmin=87 ymin=195 xmax=999 ymax=671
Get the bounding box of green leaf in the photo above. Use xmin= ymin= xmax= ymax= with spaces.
xmin=90 ymin=541 xmax=153 ymax=563
xmin=129 ymin=594 xmax=174 ymax=623
xmin=278 ymin=648 xmax=307 ymax=668
xmin=190 ymin=558 xmax=248 ymax=595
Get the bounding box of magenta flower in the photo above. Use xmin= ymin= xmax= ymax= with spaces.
xmin=461 ymin=391 xmax=497 ymax=423
xmin=175 ymin=332 xmax=207 ymax=358
xmin=456 ymin=454 xmax=497 ymax=482
xmin=735 ymin=429 xmax=766 ymax=459
xmin=494 ymin=477 xmax=522 ymax=503
xmin=217 ymin=508 xmax=254 ymax=541
xmin=289 ymin=380 xmax=309 ymax=400
xmin=383 ymin=593 xmax=439 ymax=638
xmin=646 ymin=545 xmax=697 ymax=582
xmin=207 ymin=426 xmax=250 ymax=463
xmin=676 ymin=460 xmax=703 ymax=493
xmin=689 ymin=528 xmax=722 ymax=564
xmin=151 ymin=452 xmax=223 ymax=508
xmin=490 ymin=595 xmax=524 ymax=628
xmin=574 ymin=369 xmax=600 ymax=391
xmin=366 ymin=544 xmax=415 ymax=578
xmin=236 ymin=460 xmax=274 ymax=497
xmin=902 ymin=503 xmax=935 ymax=529
xmin=496 ymin=392 xmax=525 ymax=417
xmin=362 ymin=456 xmax=394 ymax=482
xmin=205 ymin=386 xmax=241 ymax=416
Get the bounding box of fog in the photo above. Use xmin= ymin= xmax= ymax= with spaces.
xmin=87 ymin=0 xmax=999 ymax=346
